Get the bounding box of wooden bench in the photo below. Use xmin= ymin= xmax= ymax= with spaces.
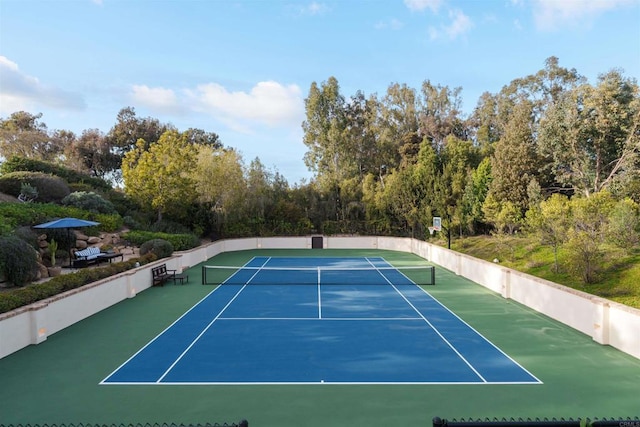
xmin=151 ymin=264 xmax=188 ymax=286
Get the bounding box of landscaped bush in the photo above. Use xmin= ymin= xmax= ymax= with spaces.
xmin=0 ymin=202 xmax=110 ymax=228
xmin=0 ymin=171 xmax=70 ymax=203
xmin=139 ymin=238 xmax=174 ymax=259
xmin=149 ymin=219 xmax=192 ymax=234
xmin=124 ymin=230 xmax=200 ymax=251
xmin=0 ymin=156 xmax=111 ymax=191
xmin=0 ymin=253 xmax=157 ymax=314
xmin=61 ymin=191 xmax=117 ymax=214
xmin=12 ymin=226 xmax=39 ymax=250
xmin=0 ymin=235 xmax=39 ymax=286
xmin=94 ymin=213 xmax=124 ymax=232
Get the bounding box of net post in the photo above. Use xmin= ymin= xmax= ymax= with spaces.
xmin=202 ymin=265 xmax=205 ymax=285
xmin=431 ymin=266 xmax=436 ymax=285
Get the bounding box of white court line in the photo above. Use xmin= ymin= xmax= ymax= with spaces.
xmin=219 ymin=317 xmax=424 ymax=321
xmin=156 ymin=257 xmax=273 ymax=383
xmin=317 ymin=267 xmax=322 ymax=319
xmin=366 ymin=257 xmax=488 ymax=383
xmin=105 ymin=380 xmax=540 ymax=386
xmin=375 ymin=256 xmax=542 ymax=384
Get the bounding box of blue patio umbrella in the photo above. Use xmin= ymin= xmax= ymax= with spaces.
xmin=33 ymin=218 xmax=101 ymax=267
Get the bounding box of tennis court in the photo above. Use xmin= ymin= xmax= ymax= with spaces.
xmin=1 ymin=249 xmax=639 ymax=426
xmin=102 ymin=256 xmax=538 ymax=385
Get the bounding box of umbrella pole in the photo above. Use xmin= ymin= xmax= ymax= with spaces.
xmin=68 ymin=228 xmax=73 ymax=268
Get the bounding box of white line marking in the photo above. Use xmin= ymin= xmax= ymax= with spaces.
xmin=317 ymin=266 xmax=322 ymax=319
xmin=103 ymin=379 xmax=542 ymax=386
xmin=156 ymin=284 xmax=248 ymax=383
xmin=368 ymin=257 xmax=488 ymax=383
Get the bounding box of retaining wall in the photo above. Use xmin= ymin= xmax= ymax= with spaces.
xmin=1 ymin=236 xmax=638 ymax=360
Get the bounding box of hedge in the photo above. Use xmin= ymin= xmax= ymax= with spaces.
xmin=0 ymin=171 xmax=70 ymax=203
xmin=0 ymin=253 xmax=157 ymax=314
xmin=123 ymin=230 xmax=200 ymax=251
xmin=0 ymin=156 xmax=111 ymax=191
xmin=0 ymin=202 xmax=122 ymax=233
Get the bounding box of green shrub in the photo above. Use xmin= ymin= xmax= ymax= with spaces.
xmin=150 ymin=219 xmax=192 ymax=234
xmin=0 ymin=156 xmax=111 ymax=191
xmin=12 ymin=226 xmax=39 ymax=250
xmin=61 ymin=191 xmax=116 ymax=214
xmin=0 ymin=171 xmax=70 ymax=203
xmin=94 ymin=213 xmax=123 ymax=232
xmin=0 ymin=252 xmax=157 ymax=313
xmin=123 ymin=230 xmax=200 ymax=251
xmin=0 ymin=235 xmax=39 ymax=286
xmin=19 ymin=182 xmax=38 ymax=202
xmin=123 ymin=215 xmax=142 ymax=229
xmin=139 ymin=238 xmax=174 ymax=259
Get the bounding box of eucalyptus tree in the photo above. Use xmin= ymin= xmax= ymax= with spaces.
xmin=302 ymin=77 xmax=346 ymax=182
xmin=419 ymin=80 xmax=466 ymax=152
xmin=377 ymin=82 xmax=421 ymax=169
xmin=0 ymin=111 xmax=64 ymax=161
xmin=538 ymin=69 xmax=640 ymax=197
xmin=302 ymin=77 xmax=348 ymax=220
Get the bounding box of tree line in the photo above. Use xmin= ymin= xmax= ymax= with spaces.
xmin=1 ymin=57 xmax=639 ymax=283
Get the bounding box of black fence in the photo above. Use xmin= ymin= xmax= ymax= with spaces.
xmin=433 ymin=418 xmax=640 ymax=427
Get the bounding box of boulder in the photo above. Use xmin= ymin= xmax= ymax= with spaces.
xmin=37 ymin=263 xmax=49 ymax=279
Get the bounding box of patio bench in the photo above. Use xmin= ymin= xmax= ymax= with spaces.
xmin=73 ymin=247 xmax=107 ymax=268
xmin=151 ymin=264 xmax=188 ymax=286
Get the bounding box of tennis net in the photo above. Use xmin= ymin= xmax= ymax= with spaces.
xmin=201 ymin=264 xmax=435 ymax=286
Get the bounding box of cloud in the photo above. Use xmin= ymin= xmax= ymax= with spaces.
xmin=0 ymin=56 xmax=86 ymax=115
xmin=189 ymin=81 xmax=303 ymax=131
xmin=532 ymin=0 xmax=635 ymax=31
xmin=429 ymin=8 xmax=473 ymax=40
xmin=297 ymin=1 xmax=329 ymax=16
xmin=131 ymin=85 xmax=181 ymax=114
xmin=404 ymin=0 xmax=443 ymax=13
xmin=128 ymin=80 xmax=303 ymax=133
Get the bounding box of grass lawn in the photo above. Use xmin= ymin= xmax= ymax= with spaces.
xmin=449 ymin=235 xmax=640 ymax=309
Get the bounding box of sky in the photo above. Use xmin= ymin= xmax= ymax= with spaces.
xmin=1 ymin=0 xmax=639 ymax=184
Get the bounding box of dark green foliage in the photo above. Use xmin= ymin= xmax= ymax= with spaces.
xmin=44 ymin=227 xmax=77 ymax=257
xmin=0 ymin=253 xmax=157 ymax=313
xmin=0 ymin=203 xmax=80 ymax=228
xmin=124 ymin=230 xmax=200 ymax=251
xmin=139 ymin=238 xmax=174 ymax=259
xmin=62 ymin=191 xmax=116 ymax=214
xmin=122 ymin=215 xmax=142 ymax=230
xmin=19 ymin=182 xmax=38 ymax=202
xmin=0 ymin=171 xmax=70 ymax=203
xmin=94 ymin=213 xmax=124 ymax=232
xmin=0 ymin=235 xmax=39 ymax=286
xmin=12 ymin=226 xmax=39 ymax=250
xmin=106 ymin=188 xmax=142 ymax=217
xmin=150 ymin=219 xmax=193 ymax=234
xmin=0 ymin=156 xmax=111 ymax=191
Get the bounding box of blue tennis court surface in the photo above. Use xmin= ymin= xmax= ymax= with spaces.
xmin=102 ymin=257 xmax=541 ymax=385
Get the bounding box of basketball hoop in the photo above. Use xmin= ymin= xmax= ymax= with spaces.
xmin=428 ymin=226 xmax=435 ymax=236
